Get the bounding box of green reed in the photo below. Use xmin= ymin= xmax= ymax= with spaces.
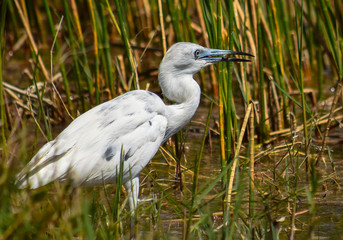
xmin=257 ymin=2 xmax=268 ymax=143
xmin=61 ymin=0 xmax=85 ymax=112
xmin=42 ymin=0 xmax=73 ymax=113
xmin=114 ymin=0 xmax=139 ymax=91
xmin=185 ymin=102 xmax=213 ymax=240
xmin=0 ymin=0 xmax=8 ymax=161
xmin=113 ymin=148 xmax=125 ymax=237
xmin=316 ymin=0 xmax=343 ymax=164
xmin=32 ymin=53 xmax=52 ymax=140
xmin=98 ymin=3 xmax=115 ymax=98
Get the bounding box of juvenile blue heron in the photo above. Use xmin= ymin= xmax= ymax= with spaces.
xmin=16 ymin=42 xmax=252 ymax=215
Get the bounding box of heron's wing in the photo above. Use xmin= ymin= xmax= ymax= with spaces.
xmin=17 ymin=90 xmax=167 ymax=188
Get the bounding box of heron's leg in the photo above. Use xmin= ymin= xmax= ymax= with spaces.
xmin=124 ymin=175 xmax=139 ymax=215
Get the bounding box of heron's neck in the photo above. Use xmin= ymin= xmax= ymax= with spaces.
xmin=159 ymin=72 xmax=201 ymax=140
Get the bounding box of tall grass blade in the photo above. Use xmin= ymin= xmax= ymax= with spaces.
xmin=185 ymin=102 xmax=213 ymax=239
xmin=32 ymin=53 xmax=52 ymax=140
xmin=257 ymin=3 xmax=270 ymax=143
xmin=114 ymin=0 xmax=139 ymax=90
xmin=42 ymin=0 xmax=73 ymax=113
xmin=13 ymin=0 xmax=50 ymax=82
xmin=0 ymin=0 xmax=8 ymax=160
xmin=98 ymin=2 xmax=114 ymax=97
xmin=317 ymin=0 xmax=343 ymax=165
xmin=87 ymin=0 xmax=101 ymax=104
xmin=295 ymin=0 xmax=310 ymax=175
xmin=248 ymin=102 xmax=255 ymax=237
xmin=113 ymin=146 xmax=125 ymax=237
xmin=317 ymin=0 xmax=342 ymax=77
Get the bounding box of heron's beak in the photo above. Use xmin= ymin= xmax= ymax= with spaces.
xmin=199 ymin=48 xmax=254 ymax=63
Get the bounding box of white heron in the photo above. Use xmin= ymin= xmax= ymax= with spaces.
xmin=16 ymin=42 xmax=252 ymax=216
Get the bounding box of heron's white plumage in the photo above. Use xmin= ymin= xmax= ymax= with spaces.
xmin=16 ymin=42 xmax=252 ymax=215
xmin=17 ymin=90 xmax=167 ymax=188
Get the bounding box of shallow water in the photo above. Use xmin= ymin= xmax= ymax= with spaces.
xmin=135 ymin=105 xmax=343 ymax=239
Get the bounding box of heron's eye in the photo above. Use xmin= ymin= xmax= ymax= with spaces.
xmin=194 ymin=49 xmax=200 ymax=59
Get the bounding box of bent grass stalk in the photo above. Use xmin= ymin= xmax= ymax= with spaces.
xmin=50 ymin=16 xmax=74 ymax=120
xmin=226 ymin=102 xmax=253 ymax=213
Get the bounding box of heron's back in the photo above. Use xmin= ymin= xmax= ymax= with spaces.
xmin=16 ymin=90 xmax=168 ymax=189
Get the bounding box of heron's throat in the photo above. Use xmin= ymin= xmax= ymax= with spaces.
xmin=159 ymin=71 xmax=201 ymax=140
xmin=159 ymin=71 xmax=201 ymax=104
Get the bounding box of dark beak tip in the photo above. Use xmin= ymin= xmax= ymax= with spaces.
xmin=240 ymin=52 xmax=254 ymax=58
xmin=231 ymin=51 xmax=254 ymax=62
xmin=226 ymin=51 xmax=254 ymax=61
xmin=222 ymin=58 xmax=253 ymax=63
xmin=231 ymin=51 xmax=255 ymax=58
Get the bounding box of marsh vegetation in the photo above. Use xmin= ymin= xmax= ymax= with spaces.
xmin=1 ymin=0 xmax=343 ymax=239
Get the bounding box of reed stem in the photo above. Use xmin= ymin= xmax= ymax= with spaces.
xmin=0 ymin=0 xmax=8 ymax=161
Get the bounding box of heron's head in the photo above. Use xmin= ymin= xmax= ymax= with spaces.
xmin=158 ymin=42 xmax=253 ymax=103
xmin=159 ymin=42 xmax=253 ymax=76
